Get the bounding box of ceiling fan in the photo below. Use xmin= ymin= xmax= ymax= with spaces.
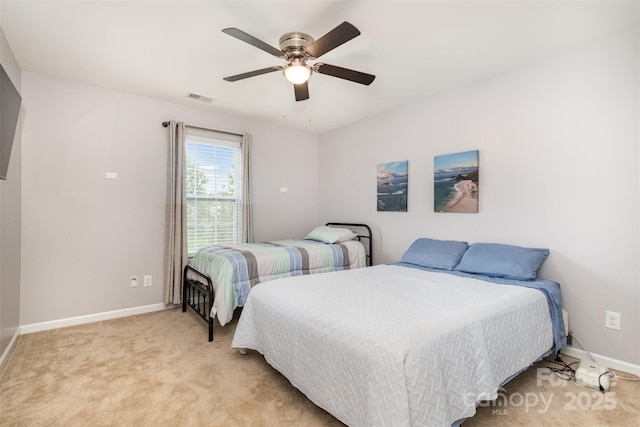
xmin=222 ymin=22 xmax=375 ymax=102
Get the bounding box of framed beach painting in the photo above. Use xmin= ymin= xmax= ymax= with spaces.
xmin=434 ymin=150 xmax=479 ymax=213
xmin=377 ymin=161 xmax=408 ymax=212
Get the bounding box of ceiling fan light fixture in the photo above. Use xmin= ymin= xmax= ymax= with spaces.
xmin=222 ymin=22 xmax=374 ymax=101
xmin=283 ymin=59 xmax=312 ymax=84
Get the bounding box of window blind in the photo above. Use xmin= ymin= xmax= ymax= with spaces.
xmin=185 ymin=132 xmax=243 ymax=255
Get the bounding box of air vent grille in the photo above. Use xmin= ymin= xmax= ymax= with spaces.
xmin=185 ymin=92 xmax=214 ymax=103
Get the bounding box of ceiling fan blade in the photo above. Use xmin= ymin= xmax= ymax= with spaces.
xmin=294 ymin=82 xmax=310 ymax=101
xmin=305 ymin=22 xmax=361 ymax=59
xmin=223 ymin=66 xmax=282 ymax=82
xmin=222 ymin=28 xmax=284 ymax=58
xmin=315 ymin=63 xmax=375 ymax=85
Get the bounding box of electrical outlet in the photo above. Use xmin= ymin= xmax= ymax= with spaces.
xmin=130 ymin=275 xmax=139 ymax=288
xmin=143 ymin=275 xmax=152 ymax=287
xmin=605 ymin=311 xmax=621 ymax=330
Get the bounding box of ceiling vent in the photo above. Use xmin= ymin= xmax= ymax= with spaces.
xmin=185 ymin=92 xmax=214 ymax=103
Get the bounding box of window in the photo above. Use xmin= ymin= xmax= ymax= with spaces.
xmin=185 ymin=130 xmax=243 ymax=255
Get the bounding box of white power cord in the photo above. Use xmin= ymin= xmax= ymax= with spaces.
xmin=569 ymin=332 xmax=597 ymax=362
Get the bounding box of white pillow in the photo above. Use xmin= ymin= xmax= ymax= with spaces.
xmin=305 ymin=226 xmax=357 ymax=244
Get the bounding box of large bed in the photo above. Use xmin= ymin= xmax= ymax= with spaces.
xmin=182 ymin=222 xmax=372 ymax=341
xmin=231 ymin=238 xmax=566 ymax=426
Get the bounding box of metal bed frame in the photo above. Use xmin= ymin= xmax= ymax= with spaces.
xmin=182 ymin=222 xmax=373 ymax=342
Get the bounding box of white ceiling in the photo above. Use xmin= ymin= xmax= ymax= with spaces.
xmin=1 ymin=1 xmax=637 ymax=134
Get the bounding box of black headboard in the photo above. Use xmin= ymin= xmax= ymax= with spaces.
xmin=325 ymin=222 xmax=373 ymax=266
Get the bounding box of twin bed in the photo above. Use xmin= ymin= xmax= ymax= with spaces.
xmin=182 ymin=223 xmax=372 ymax=341
xmin=231 ymin=237 xmax=566 ymax=426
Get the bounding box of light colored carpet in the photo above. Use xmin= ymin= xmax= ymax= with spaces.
xmin=1 ymin=308 xmax=638 ymax=426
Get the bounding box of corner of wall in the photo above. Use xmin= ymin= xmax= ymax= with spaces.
xmin=0 ymin=21 xmax=22 ymax=361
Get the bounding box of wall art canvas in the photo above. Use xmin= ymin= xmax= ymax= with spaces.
xmin=434 ymin=150 xmax=479 ymax=213
xmin=377 ymin=161 xmax=408 ymax=212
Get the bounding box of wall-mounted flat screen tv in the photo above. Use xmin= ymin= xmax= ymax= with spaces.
xmin=0 ymin=62 xmax=22 ymax=180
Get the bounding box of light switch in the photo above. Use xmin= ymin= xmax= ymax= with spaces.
xmin=105 ymin=172 xmax=118 ymax=180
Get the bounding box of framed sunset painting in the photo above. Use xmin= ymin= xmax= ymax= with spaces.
xmin=377 ymin=161 xmax=408 ymax=212
xmin=434 ymin=150 xmax=479 ymax=213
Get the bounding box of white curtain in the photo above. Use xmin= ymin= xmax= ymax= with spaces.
xmin=163 ymin=121 xmax=187 ymax=305
xmin=241 ymin=133 xmax=253 ymax=243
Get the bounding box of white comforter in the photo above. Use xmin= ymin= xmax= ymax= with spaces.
xmin=232 ymin=264 xmax=553 ymax=426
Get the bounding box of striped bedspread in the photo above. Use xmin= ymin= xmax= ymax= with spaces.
xmin=189 ymin=239 xmax=367 ymax=326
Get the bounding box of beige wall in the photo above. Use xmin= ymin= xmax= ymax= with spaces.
xmin=18 ymin=72 xmax=320 ymax=325
xmin=319 ymin=29 xmax=640 ymax=366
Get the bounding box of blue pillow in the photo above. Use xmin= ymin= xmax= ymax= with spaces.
xmin=454 ymin=243 xmax=549 ymax=281
xmin=401 ymin=238 xmax=468 ymax=270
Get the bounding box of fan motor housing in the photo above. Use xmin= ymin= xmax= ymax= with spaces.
xmin=279 ymin=32 xmax=314 ymax=58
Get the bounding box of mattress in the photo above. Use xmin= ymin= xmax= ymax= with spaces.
xmin=189 ymin=238 xmax=366 ymax=326
xmin=232 ymin=264 xmax=557 ymax=426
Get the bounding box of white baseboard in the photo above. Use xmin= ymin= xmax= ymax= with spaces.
xmin=20 ymin=303 xmax=179 ymax=335
xmin=561 ymin=345 xmax=640 ymax=377
xmin=0 ymin=327 xmax=21 ymax=371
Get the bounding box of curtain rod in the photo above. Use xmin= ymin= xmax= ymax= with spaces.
xmin=161 ymin=121 xmax=243 ymax=138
